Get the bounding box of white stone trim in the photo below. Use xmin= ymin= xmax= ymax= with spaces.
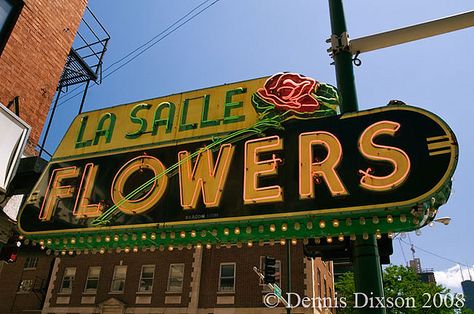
xmin=42 ymin=257 xmax=61 ymax=312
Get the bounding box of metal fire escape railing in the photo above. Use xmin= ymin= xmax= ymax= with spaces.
xmin=39 ymin=7 xmax=110 ymax=159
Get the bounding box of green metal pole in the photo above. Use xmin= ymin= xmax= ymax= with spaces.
xmin=328 ymin=0 xmax=358 ymax=113
xmin=327 ymin=1 xmax=386 ymax=313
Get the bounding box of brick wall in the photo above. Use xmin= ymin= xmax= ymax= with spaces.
xmin=199 ymin=243 xmax=306 ymax=308
xmin=0 ymin=0 xmax=88 ymax=155
xmin=0 ymin=248 xmax=55 ymax=314
xmin=49 ymin=249 xmax=195 ymax=308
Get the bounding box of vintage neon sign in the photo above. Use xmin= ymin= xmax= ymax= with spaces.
xmin=18 ymin=73 xmax=458 ymax=252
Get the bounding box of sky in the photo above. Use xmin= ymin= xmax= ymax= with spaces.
xmin=39 ymin=0 xmax=474 ymax=292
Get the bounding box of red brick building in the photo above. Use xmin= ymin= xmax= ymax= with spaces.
xmin=39 ymin=243 xmax=334 ymax=314
xmin=0 ymin=0 xmax=88 ymax=155
xmin=0 ymin=0 xmax=89 ymax=312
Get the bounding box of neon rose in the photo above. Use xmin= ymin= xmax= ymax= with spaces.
xmin=256 ymin=73 xmax=320 ymax=113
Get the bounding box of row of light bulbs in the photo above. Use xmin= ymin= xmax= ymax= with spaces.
xmin=26 ymin=214 xmax=413 ymax=253
xmin=37 ymin=230 xmax=397 ymax=257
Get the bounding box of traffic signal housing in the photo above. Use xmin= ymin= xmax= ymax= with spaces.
xmin=263 ymin=256 xmax=276 ymax=284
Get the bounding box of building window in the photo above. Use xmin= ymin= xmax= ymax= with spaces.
xmin=84 ymin=266 xmax=101 ymax=294
xmin=110 ymin=265 xmax=127 ymax=293
xmin=18 ymin=279 xmax=33 ymax=293
xmin=259 ymin=256 xmax=281 ymax=290
xmin=60 ymin=267 xmax=76 ymax=294
xmin=138 ymin=265 xmax=155 ymax=293
xmin=218 ymin=263 xmax=235 ymax=292
xmin=167 ymin=264 xmax=184 ymax=292
xmin=0 ymin=0 xmax=23 ymax=54
xmin=24 ymin=256 xmax=38 ymax=269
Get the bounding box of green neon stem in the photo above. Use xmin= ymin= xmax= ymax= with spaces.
xmin=91 ymin=89 xmax=339 ymax=226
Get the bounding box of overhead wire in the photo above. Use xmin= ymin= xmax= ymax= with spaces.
xmin=398 ymin=238 xmax=471 ymax=268
xmin=52 ymin=0 xmax=222 ymax=111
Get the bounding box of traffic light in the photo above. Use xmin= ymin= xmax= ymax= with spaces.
xmin=263 ymin=256 xmax=276 ymax=284
xmin=0 ymin=235 xmax=21 ymax=263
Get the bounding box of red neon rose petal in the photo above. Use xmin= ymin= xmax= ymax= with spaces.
xmin=257 ymin=73 xmax=320 ymax=113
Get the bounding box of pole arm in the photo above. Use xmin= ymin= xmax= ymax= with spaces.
xmin=350 ymin=10 xmax=474 ymax=54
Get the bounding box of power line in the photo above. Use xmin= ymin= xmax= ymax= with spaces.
xmin=399 ymin=238 xmax=471 ymax=268
xmin=53 ymin=0 xmax=222 ymax=111
xmin=103 ymin=0 xmax=214 ymax=73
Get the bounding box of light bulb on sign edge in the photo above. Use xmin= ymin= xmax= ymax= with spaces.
xmin=280 ymin=239 xmax=286 ymax=245
xmin=387 ymin=215 xmax=394 ymax=224
xmin=319 ymin=220 xmax=326 ymax=228
xmin=363 ymin=232 xmax=369 ymax=240
xmin=333 ymin=220 xmax=340 ymax=228
xmin=281 ymin=223 xmax=288 ymax=232
xmin=400 ymin=215 xmax=407 ymax=223
xmin=223 ymin=228 xmax=230 ymax=236
xmin=338 ymin=233 xmax=344 ymax=242
xmin=191 ymin=230 xmax=196 ymax=237
xmin=270 ymin=224 xmax=276 ymax=232
xmin=372 ymin=217 xmax=379 ymax=224
xmin=326 ymin=237 xmax=333 ymax=244
xmin=234 ymin=227 xmax=240 ymax=235
xmin=291 ymin=238 xmax=297 ymax=245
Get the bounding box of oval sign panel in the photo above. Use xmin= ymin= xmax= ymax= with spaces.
xmin=18 ymin=74 xmax=458 ymax=252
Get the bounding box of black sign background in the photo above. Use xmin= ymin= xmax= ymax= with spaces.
xmin=19 ymin=105 xmax=457 ymax=233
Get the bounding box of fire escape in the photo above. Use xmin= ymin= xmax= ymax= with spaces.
xmin=39 ymin=7 xmax=110 ymax=159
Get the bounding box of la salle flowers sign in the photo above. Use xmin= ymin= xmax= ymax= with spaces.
xmin=18 ymin=73 xmax=457 ymax=254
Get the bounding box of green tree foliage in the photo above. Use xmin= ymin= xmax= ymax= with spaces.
xmin=335 ymin=265 xmax=465 ymax=313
